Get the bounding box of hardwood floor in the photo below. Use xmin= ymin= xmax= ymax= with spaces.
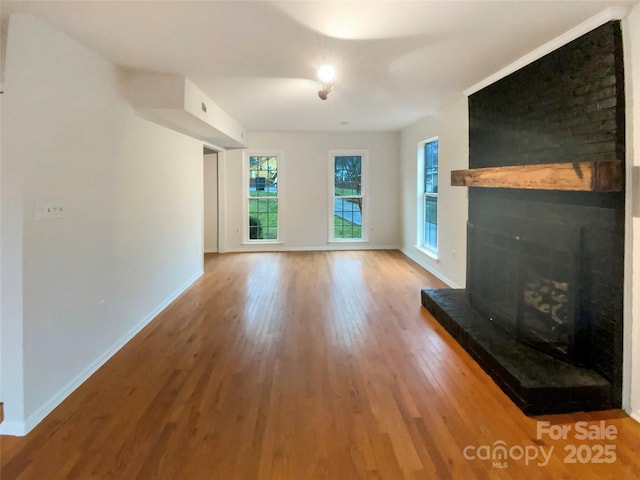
xmin=2 ymin=250 xmax=640 ymax=479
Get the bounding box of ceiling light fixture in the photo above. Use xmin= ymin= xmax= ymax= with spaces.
xmin=317 ymin=64 xmax=336 ymax=101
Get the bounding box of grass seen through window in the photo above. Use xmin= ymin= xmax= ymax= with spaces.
xmin=249 ymin=191 xmax=278 ymax=240
xmin=334 ymin=215 xmax=361 ymax=239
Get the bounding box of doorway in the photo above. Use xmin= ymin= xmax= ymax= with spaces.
xmin=203 ymin=148 xmax=218 ymax=253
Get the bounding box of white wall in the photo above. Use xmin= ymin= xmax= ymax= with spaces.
xmin=0 ymin=14 xmax=204 ymax=435
xmin=0 ymin=75 xmax=3 ymax=405
xmin=204 ymin=152 xmax=218 ymax=252
xmin=623 ymin=4 xmax=640 ymax=422
xmin=399 ymin=97 xmax=469 ymax=288
xmin=220 ymin=131 xmax=401 ymax=251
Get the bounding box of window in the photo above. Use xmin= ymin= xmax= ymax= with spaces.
xmin=330 ymin=150 xmax=367 ymax=241
xmin=246 ymin=154 xmax=279 ymax=242
xmin=421 ymin=139 xmax=438 ymax=252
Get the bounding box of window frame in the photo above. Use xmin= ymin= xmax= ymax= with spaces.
xmin=242 ymin=150 xmax=283 ymax=244
xmin=328 ymin=149 xmax=369 ymax=243
xmin=417 ymin=137 xmax=439 ymax=255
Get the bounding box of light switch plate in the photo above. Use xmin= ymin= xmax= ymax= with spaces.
xmin=36 ymin=204 xmax=65 ymax=221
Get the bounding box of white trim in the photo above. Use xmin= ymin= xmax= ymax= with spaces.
xmin=0 ymin=271 xmax=203 ymax=437
xmin=418 ymin=137 xmax=439 ymax=252
xmin=416 ymin=141 xmax=425 ymax=247
xmin=0 ymin=421 xmax=25 ymax=437
xmin=328 ymin=149 xmax=369 ymax=242
xmin=224 ymin=244 xmax=400 ymax=253
xmin=241 ymin=241 xmax=283 ymax=246
xmin=1 ymin=418 xmax=27 ymax=437
xmin=464 ymin=6 xmax=632 ymax=96
xmin=217 ymin=151 xmax=227 ymax=253
xmin=632 ymin=411 xmax=640 ymax=423
xmin=328 ymin=239 xmax=370 ymax=244
xmin=415 ymin=245 xmax=439 ymax=261
xmin=401 ymin=247 xmax=462 ymax=289
xmin=202 ymin=140 xmax=225 ymax=153
xmin=243 ymin=150 xmax=283 ymax=244
xmin=204 ymin=249 xmax=218 ymax=254
xmin=622 ymin=13 xmax=635 ymax=416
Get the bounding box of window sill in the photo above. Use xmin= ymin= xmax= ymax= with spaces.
xmin=415 ymin=245 xmax=439 ymax=261
xmin=242 ymin=241 xmax=284 ymax=246
xmin=328 ymin=239 xmax=369 ymax=244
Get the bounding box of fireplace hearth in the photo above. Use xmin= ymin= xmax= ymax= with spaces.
xmin=421 ymin=289 xmax=612 ymax=415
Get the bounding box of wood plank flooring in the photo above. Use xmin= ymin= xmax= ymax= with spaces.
xmin=2 ymin=250 xmax=640 ymax=479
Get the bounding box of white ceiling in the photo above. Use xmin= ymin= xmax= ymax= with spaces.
xmin=1 ymin=1 xmax=636 ymax=132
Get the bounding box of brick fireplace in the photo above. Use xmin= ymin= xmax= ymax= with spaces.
xmin=422 ymin=21 xmax=625 ymax=414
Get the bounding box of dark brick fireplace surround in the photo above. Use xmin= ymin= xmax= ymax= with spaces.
xmin=422 ymin=21 xmax=625 ymax=415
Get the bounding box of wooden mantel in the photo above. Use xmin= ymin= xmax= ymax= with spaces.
xmin=450 ymin=160 xmax=623 ymax=192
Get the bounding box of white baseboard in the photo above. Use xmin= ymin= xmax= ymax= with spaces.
xmin=0 ymin=420 xmax=26 ymax=436
xmin=631 ymin=410 xmax=640 ymax=424
xmin=400 ymin=247 xmax=463 ymax=289
xmin=0 ymin=270 xmax=203 ymax=437
xmin=224 ymin=244 xmax=401 ymax=253
xmin=284 ymin=244 xmax=401 ymax=252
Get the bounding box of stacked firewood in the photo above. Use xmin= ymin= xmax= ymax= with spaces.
xmin=524 ymin=279 xmax=569 ymax=325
